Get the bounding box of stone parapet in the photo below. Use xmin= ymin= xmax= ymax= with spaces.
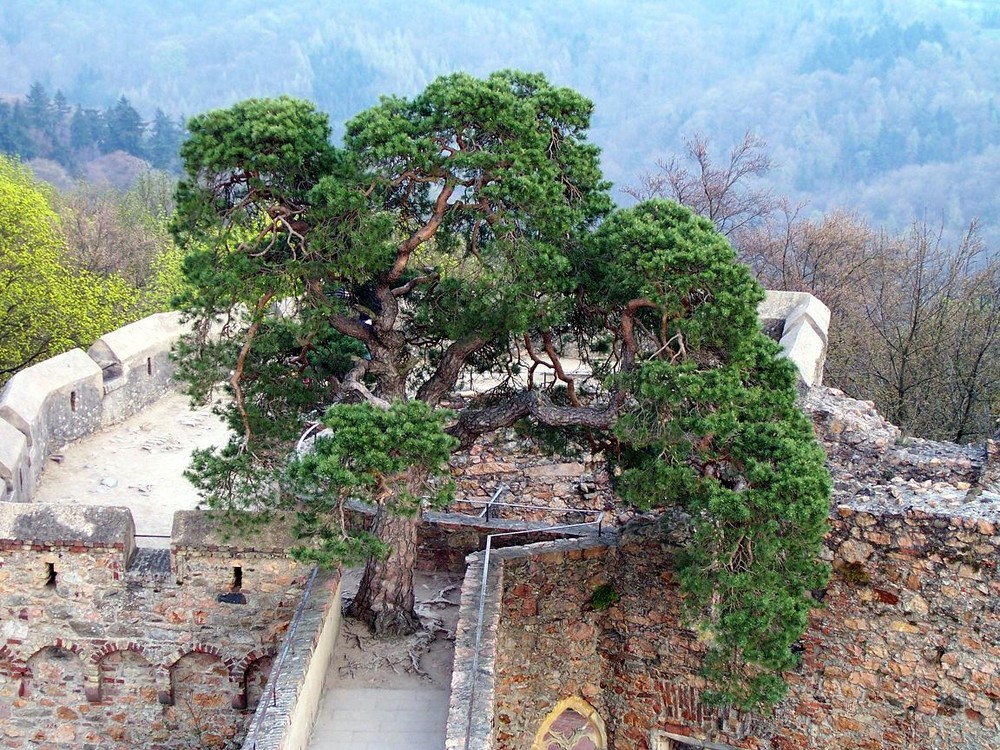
xmin=87 ymin=311 xmax=187 ymax=425
xmin=0 ymin=312 xmax=194 ymax=504
xmin=239 ymin=570 xmax=343 ymax=750
xmin=0 ymin=348 xmax=104 ymax=501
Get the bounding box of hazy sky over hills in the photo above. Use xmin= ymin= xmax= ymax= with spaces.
xmin=0 ymin=0 xmax=997 ymax=240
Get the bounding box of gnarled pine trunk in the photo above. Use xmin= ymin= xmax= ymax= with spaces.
xmin=348 ymin=501 xmax=422 ymax=637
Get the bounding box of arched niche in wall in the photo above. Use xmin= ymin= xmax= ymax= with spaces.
xmin=24 ymin=645 xmax=85 ymax=701
xmin=97 ymin=647 xmax=157 ymax=703
xmin=243 ymin=654 xmax=274 ymax=712
xmin=532 ymin=696 xmax=608 ymax=750
xmin=167 ymin=651 xmax=239 ymax=743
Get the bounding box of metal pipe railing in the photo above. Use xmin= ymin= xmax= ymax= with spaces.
xmin=477 ymin=484 xmax=509 ymax=521
xmin=462 ymin=511 xmax=605 ymax=750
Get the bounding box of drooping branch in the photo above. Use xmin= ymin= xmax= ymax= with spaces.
xmin=522 ymin=333 xmax=552 ymax=389
xmin=542 ymin=330 xmax=581 ymax=406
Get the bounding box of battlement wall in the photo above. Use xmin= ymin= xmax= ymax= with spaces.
xmin=0 ymin=312 xmax=187 ymax=503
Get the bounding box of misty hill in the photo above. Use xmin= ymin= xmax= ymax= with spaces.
xmin=0 ymin=0 xmax=998 ymax=241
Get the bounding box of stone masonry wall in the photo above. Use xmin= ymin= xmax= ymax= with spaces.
xmin=0 ymin=506 xmax=315 ymax=750
xmin=490 ymin=507 xmax=1000 ymax=750
xmin=449 ymin=430 xmax=612 ymax=522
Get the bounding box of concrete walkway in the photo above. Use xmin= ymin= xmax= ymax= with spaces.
xmin=309 ymin=686 xmax=450 ymax=749
xmin=306 ymin=570 xmax=460 ymax=750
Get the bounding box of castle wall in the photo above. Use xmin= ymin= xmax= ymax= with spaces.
xmin=0 ymin=312 xmax=187 ymax=504
xmin=0 ymin=504 xmax=322 ymax=750
xmin=479 ymin=506 xmax=1000 ymax=750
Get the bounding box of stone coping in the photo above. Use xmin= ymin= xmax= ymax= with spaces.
xmin=240 ymin=569 xmax=342 ymax=750
xmin=87 ymin=311 xmax=185 ymax=366
xmin=0 ymin=501 xmax=134 ymax=547
xmin=172 ymin=510 xmax=302 ymax=553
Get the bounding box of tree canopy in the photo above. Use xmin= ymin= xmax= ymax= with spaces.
xmin=171 ymin=72 xmax=830 ymax=708
xmin=0 ymin=155 xmax=140 ymax=382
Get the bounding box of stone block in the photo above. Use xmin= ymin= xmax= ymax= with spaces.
xmin=780 ymin=316 xmax=828 ymax=386
xmin=0 ymin=420 xmax=28 ymax=503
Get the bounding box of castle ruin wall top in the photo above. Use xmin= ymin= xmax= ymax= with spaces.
xmin=0 ymin=501 xmax=134 ymax=549
xmin=171 ymin=509 xmax=301 ymax=554
xmin=0 ymin=347 xmax=103 ymax=448
xmin=87 ymin=311 xmax=186 ymax=368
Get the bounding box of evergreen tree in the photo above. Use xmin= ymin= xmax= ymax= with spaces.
xmin=25 ymin=81 xmax=53 ymax=134
xmin=102 ymin=95 xmax=144 ymax=156
xmin=0 ymin=102 xmax=34 ymax=159
xmin=171 ymin=76 xmax=830 ymax=705
xmin=69 ymin=106 xmax=104 ymax=154
xmin=147 ymin=108 xmax=182 ymax=171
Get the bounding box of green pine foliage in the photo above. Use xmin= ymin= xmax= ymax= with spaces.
xmin=598 ymin=201 xmax=831 ymax=709
xmin=287 ymin=400 xmax=457 ymax=567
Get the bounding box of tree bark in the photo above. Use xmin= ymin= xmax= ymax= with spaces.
xmin=348 ymin=503 xmax=421 ymax=637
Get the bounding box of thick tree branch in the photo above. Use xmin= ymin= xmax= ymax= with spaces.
xmin=342 ymin=360 xmax=391 ymax=410
xmin=388 ymin=183 xmax=456 ymax=283
xmin=448 ymin=388 xmax=620 ymax=448
xmin=416 ymin=334 xmax=488 ymax=405
xmin=621 ymin=297 xmax=658 ymax=370
xmin=392 ymin=273 xmax=439 ymax=297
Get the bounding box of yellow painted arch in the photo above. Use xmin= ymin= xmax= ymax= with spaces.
xmin=531 ymin=695 xmax=608 ymax=750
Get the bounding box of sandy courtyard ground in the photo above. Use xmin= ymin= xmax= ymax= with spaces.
xmin=32 ymin=391 xmax=231 ymax=546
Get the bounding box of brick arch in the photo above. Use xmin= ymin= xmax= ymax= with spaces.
xmin=167 ymin=648 xmax=240 ymax=735
xmin=532 ymin=696 xmax=608 ymax=750
xmin=238 ymin=650 xmax=277 ymax=711
xmin=164 ymin=643 xmax=237 ymax=680
xmin=233 ymin=647 xmax=277 ymax=681
xmin=90 ymin=641 xmax=152 ymax=665
xmin=22 ymin=642 xmax=88 ymax=702
xmin=23 ymin=638 xmax=87 ymax=671
xmin=95 ymin=644 xmax=158 ymax=704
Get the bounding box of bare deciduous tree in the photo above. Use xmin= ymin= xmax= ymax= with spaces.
xmin=625 ymin=131 xmax=781 ymax=243
xmin=638 ymin=136 xmax=1000 ymax=442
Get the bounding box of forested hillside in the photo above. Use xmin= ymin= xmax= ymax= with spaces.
xmin=0 ymin=83 xmax=184 ymax=186
xmin=0 ymin=0 xmax=997 ymax=242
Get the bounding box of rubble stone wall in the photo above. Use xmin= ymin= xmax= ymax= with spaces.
xmin=487 ymin=507 xmax=1000 ymax=750
xmin=0 ymin=504 xmax=317 ymax=750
